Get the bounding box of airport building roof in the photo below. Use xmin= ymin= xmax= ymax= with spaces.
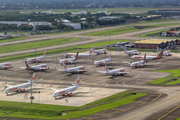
xmin=134 ymin=39 xmax=175 ymax=44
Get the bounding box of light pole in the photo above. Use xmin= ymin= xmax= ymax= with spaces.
xmin=35 ymin=48 xmax=36 ymax=64
xmin=31 ymin=72 xmax=33 ymax=104
xmin=109 ymin=35 xmax=110 ymax=46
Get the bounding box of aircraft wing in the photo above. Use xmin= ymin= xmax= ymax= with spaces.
xmin=19 ymin=67 xmax=26 ymax=69
xmin=51 ymin=88 xmax=59 ymax=91
xmin=76 ymin=70 xmax=87 ymax=72
xmin=117 ymin=72 xmax=129 ymax=74
xmin=6 ymin=84 xmax=12 ymax=87
xmin=56 ymin=69 xmax=65 ymax=71
xmin=97 ymin=71 xmax=107 ymax=74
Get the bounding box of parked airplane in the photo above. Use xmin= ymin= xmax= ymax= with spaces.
xmin=20 ymin=61 xmax=49 ymax=71
xmin=0 ymin=30 xmax=7 ymax=37
xmin=94 ymin=52 xmax=111 ymax=66
xmin=92 ymin=46 xmax=107 ymax=54
xmin=51 ymin=76 xmax=80 ymax=98
xmin=130 ymin=54 xmax=146 ymax=68
xmin=98 ymin=9 xmax=107 ymax=13
xmin=97 ymin=64 xmax=129 ymax=76
xmin=0 ymin=62 xmax=12 ymax=69
xmin=157 ymin=47 xmax=171 ymax=56
xmin=42 ymin=9 xmax=52 ymax=14
xmin=78 ymin=9 xmax=88 ymax=14
xmin=124 ymin=47 xmax=139 ymax=55
xmin=27 ymin=50 xmax=46 ymax=63
xmin=59 ymin=51 xmax=79 ymax=65
xmin=66 ymin=48 xmax=93 ymax=58
xmin=4 ymin=72 xmax=35 ymax=95
xmin=131 ymin=51 xmax=163 ymax=61
xmin=56 ymin=62 xmax=87 ymax=73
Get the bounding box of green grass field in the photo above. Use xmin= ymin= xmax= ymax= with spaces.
xmin=165 ymin=79 xmax=180 ymax=85
xmin=0 ymin=92 xmax=147 ymax=119
xmin=0 ymin=39 xmax=129 ymax=62
xmin=17 ymin=7 xmax=160 ymax=13
xmin=85 ymin=27 xmax=144 ymax=36
xmin=148 ymin=78 xmax=172 ymax=85
xmin=137 ymin=29 xmax=170 ymax=37
xmin=0 ymin=38 xmax=79 ymax=54
xmin=139 ymin=19 xmax=180 ymax=24
xmin=156 ymin=69 xmax=180 ymax=77
xmin=177 ymin=118 xmax=180 ymax=120
xmin=0 ymin=36 xmax=28 ymax=43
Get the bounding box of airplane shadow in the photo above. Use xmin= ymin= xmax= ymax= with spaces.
xmin=6 ymin=88 xmax=43 ymax=96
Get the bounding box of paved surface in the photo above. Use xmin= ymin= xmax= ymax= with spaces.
xmin=1 ymin=21 xmax=180 ymax=120
xmin=0 ymin=52 xmax=180 ymax=120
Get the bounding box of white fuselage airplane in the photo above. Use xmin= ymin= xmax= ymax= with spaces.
xmin=130 ymin=54 xmax=146 ymax=68
xmin=157 ymin=47 xmax=172 ymax=56
xmin=66 ymin=48 xmax=93 ymax=58
xmin=51 ymin=76 xmax=80 ymax=98
xmin=42 ymin=9 xmax=52 ymax=14
xmin=0 ymin=62 xmax=12 ymax=69
xmin=27 ymin=50 xmax=46 ymax=63
xmin=78 ymin=9 xmax=88 ymax=14
xmin=131 ymin=51 xmax=163 ymax=61
xmin=4 ymin=73 xmax=35 ymax=95
xmin=56 ymin=62 xmax=87 ymax=73
xmin=124 ymin=48 xmax=139 ymax=55
xmin=97 ymin=65 xmax=128 ymax=76
xmin=94 ymin=52 xmax=111 ymax=66
xmin=92 ymin=46 xmax=107 ymax=54
xmin=59 ymin=51 xmax=78 ymax=64
xmin=98 ymin=9 xmax=107 ymax=13
xmin=20 ymin=61 xmax=49 ymax=71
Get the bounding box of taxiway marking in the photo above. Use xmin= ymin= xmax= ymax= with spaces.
xmin=158 ymin=103 xmax=180 ymax=120
xmin=124 ymin=94 xmax=179 ymax=120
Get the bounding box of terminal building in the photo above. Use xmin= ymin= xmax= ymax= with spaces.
xmin=155 ymin=10 xmax=180 ymax=16
xmin=134 ymin=39 xmax=180 ymax=49
xmin=0 ymin=21 xmax=52 ymax=31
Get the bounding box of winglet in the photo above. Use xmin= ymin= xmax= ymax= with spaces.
xmin=43 ymin=50 xmax=46 ymax=57
xmin=75 ymin=76 xmax=80 ymax=86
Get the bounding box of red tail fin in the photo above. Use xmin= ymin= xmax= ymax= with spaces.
xmin=157 ymin=50 xmax=163 ymax=58
xmin=75 ymin=51 xmax=79 ymax=61
xmin=144 ymin=53 xmax=146 ymax=62
xmin=25 ymin=61 xmax=31 ymax=68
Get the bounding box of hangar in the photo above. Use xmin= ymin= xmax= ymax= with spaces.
xmin=134 ymin=39 xmax=180 ymax=49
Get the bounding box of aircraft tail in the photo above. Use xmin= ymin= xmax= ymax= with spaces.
xmin=144 ymin=53 xmax=146 ymax=62
xmin=75 ymin=75 xmax=80 ymax=86
xmin=63 ymin=62 xmax=68 ymax=70
xmin=30 ymin=72 xmax=35 ymax=83
xmin=75 ymin=51 xmax=79 ymax=61
xmin=88 ymin=48 xmax=93 ymax=55
xmin=108 ymin=52 xmax=111 ymax=59
xmin=4 ymin=30 xmax=7 ymax=35
xmin=25 ymin=61 xmax=31 ymax=69
xmin=43 ymin=50 xmax=46 ymax=57
xmin=105 ymin=64 xmax=110 ymax=72
xmin=92 ymin=45 xmax=95 ymax=51
xmin=157 ymin=50 xmax=163 ymax=58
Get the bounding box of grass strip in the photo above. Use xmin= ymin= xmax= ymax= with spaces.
xmin=155 ymin=69 xmax=180 ymax=77
xmin=0 ymin=39 xmax=129 ymax=62
xmin=0 ymin=38 xmax=79 ymax=53
xmin=139 ymin=19 xmax=180 ymax=24
xmin=137 ymin=29 xmax=170 ymax=37
xmin=0 ymin=36 xmax=28 ymax=43
xmin=85 ymin=27 xmax=144 ymax=36
xmin=165 ymin=79 xmax=180 ymax=85
xmin=148 ymin=78 xmax=172 ymax=85
xmin=0 ymin=92 xmax=147 ymax=119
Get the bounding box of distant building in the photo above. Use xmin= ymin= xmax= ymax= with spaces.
xmin=63 ymin=23 xmax=81 ymax=30
xmin=134 ymin=39 xmax=180 ymax=49
xmin=98 ymin=16 xmax=121 ymax=21
xmin=155 ymin=10 xmax=180 ymax=16
xmin=0 ymin=21 xmax=52 ymax=31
